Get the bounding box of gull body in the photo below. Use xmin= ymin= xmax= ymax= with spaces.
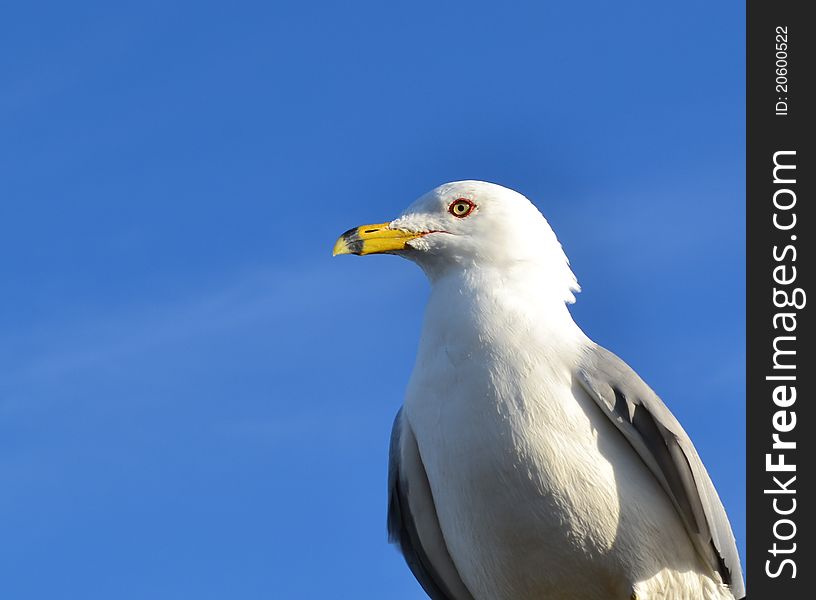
xmin=334 ymin=181 xmax=744 ymax=600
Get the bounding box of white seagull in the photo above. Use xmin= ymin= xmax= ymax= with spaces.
xmin=333 ymin=181 xmax=744 ymax=600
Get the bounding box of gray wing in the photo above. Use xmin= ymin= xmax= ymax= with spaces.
xmin=577 ymin=344 xmax=745 ymax=599
xmin=387 ymin=409 xmax=474 ymax=600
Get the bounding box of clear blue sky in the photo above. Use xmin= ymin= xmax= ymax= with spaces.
xmin=1 ymin=1 xmax=744 ymax=598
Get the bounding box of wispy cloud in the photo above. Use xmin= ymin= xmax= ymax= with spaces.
xmin=0 ymin=260 xmax=361 ymax=403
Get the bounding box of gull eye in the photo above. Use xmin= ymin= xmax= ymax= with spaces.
xmin=448 ymin=199 xmax=475 ymax=218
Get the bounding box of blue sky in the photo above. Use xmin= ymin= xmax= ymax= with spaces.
xmin=1 ymin=1 xmax=744 ymax=598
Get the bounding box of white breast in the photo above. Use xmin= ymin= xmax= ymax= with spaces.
xmin=403 ymin=274 xmax=727 ymax=600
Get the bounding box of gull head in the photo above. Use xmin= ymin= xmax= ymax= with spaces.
xmin=334 ymin=180 xmax=580 ymax=303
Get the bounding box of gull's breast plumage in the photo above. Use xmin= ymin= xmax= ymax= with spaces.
xmin=402 ymin=271 xmax=731 ymax=600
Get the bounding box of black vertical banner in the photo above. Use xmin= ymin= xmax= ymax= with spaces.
xmin=747 ymin=1 xmax=814 ymax=598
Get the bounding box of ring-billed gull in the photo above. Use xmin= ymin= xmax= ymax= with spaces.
xmin=334 ymin=181 xmax=744 ymax=600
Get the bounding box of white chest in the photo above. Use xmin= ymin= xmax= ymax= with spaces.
xmin=404 ymin=320 xmax=637 ymax=596
xmin=401 ymin=287 xmax=708 ymax=598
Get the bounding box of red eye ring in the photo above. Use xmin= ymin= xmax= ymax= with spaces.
xmin=448 ymin=198 xmax=476 ymax=218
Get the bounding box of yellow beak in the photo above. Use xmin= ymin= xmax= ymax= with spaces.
xmin=332 ymin=222 xmax=424 ymax=256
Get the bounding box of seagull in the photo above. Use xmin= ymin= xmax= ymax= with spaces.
xmin=333 ymin=181 xmax=744 ymax=600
